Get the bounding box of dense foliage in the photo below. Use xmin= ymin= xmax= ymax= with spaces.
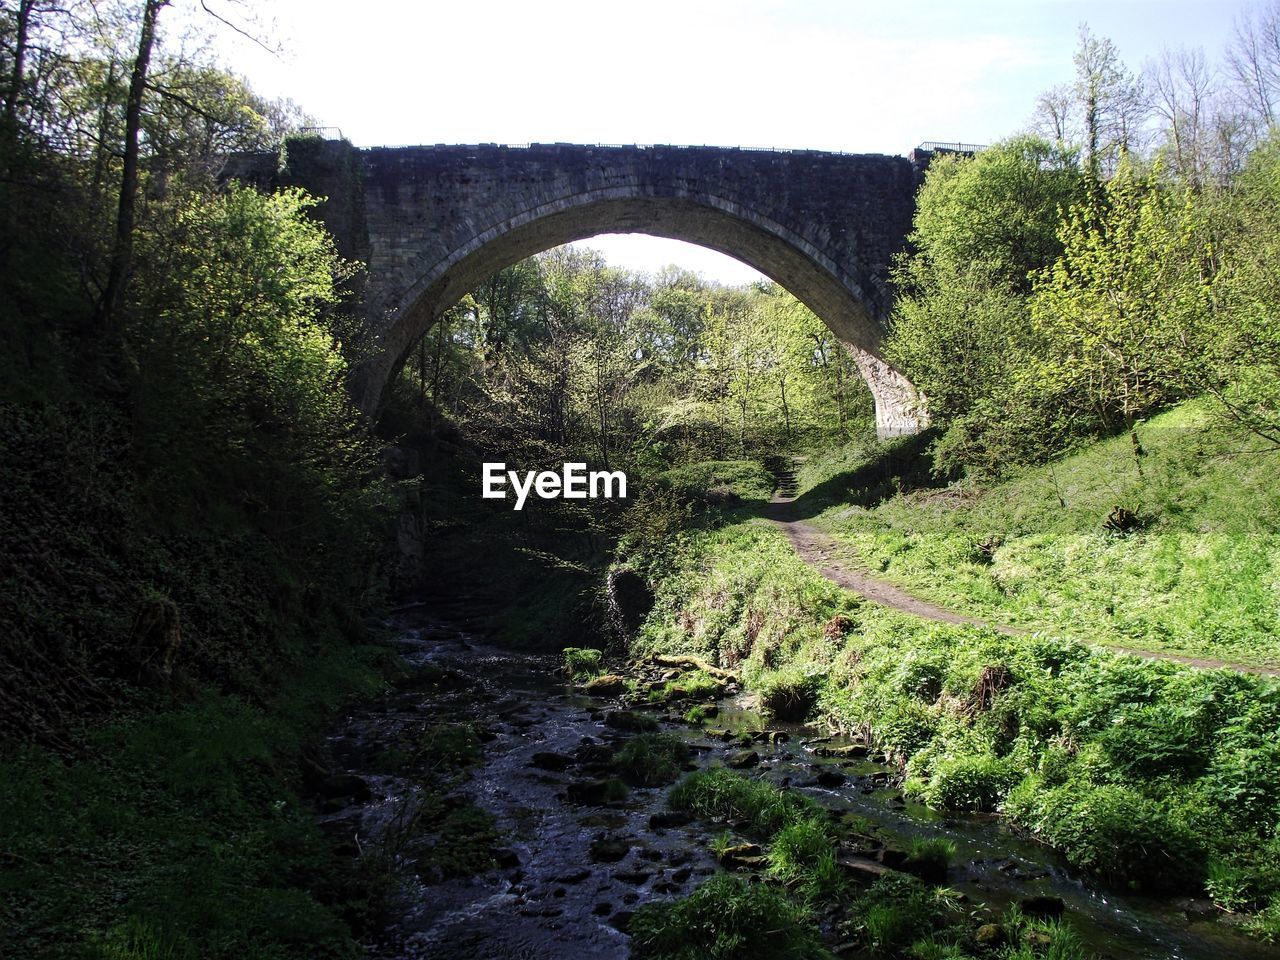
xmin=1 ymin=2 xmax=392 ymax=955
xmin=395 ymin=250 xmax=874 ymax=473
xmin=633 ymin=479 xmax=1280 ymax=938
xmin=887 ymin=24 xmax=1280 ymax=476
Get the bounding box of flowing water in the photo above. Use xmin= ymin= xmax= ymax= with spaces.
xmin=322 ymin=611 xmax=1280 ymax=959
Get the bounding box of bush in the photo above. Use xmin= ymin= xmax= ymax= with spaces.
xmin=1099 ymin=702 xmax=1211 ymax=779
xmin=917 ymin=753 xmax=1017 ymax=812
xmin=562 ymin=647 xmax=603 ymax=679
xmin=669 ymin=769 xmax=817 ymax=837
xmin=614 ymin=734 xmax=691 ymax=787
xmin=870 ymin=700 xmax=939 ymax=761
xmin=1006 ymin=779 xmax=1203 ymax=888
xmin=758 ymin=668 xmax=822 ymax=722
xmin=629 ymin=873 xmax=831 ymax=960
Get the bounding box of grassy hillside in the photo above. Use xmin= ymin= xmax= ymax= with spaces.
xmin=625 ymin=412 xmax=1280 ymax=938
xmin=797 ymin=401 xmax=1280 ymax=668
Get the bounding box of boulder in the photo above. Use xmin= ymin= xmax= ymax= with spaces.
xmin=530 ymin=751 xmax=575 ymax=772
xmin=727 ymin=749 xmax=760 ymax=769
xmin=815 ymin=769 xmax=847 ymax=788
xmin=590 ymin=836 xmax=633 ymax=863
xmin=718 ymin=843 xmax=766 ymax=870
xmin=649 ymin=810 xmax=695 ymax=829
xmin=584 ymin=674 xmax=626 ymax=696
xmin=1020 ymin=895 xmax=1065 ymax=919
xmin=975 ymin=923 xmax=1005 ymax=946
xmin=567 ymin=778 xmax=628 ymax=805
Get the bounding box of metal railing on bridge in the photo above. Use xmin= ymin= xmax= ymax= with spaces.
xmin=916 ymin=141 xmax=987 ymax=153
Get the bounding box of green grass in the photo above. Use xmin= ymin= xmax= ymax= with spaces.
xmin=767 ymin=817 xmax=847 ymax=902
xmin=614 ymin=733 xmax=691 ymax=787
xmin=0 ymin=645 xmax=392 ymax=960
xmin=683 ymin=704 xmax=716 ymax=724
xmin=631 ymin=489 xmax=1280 ymax=931
xmin=656 ymin=460 xmax=776 ymax=505
xmin=800 ymin=401 xmax=1280 ymax=668
xmin=629 ymin=873 xmax=832 ymax=960
xmin=648 ymin=668 xmax=727 ymax=703
xmin=845 ymin=874 xmax=966 ymax=955
xmin=563 ymin=646 xmax=604 ymax=679
xmin=669 ymin=768 xmax=818 ymax=837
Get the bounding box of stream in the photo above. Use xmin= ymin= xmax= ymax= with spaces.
xmin=321 ymin=609 xmax=1280 ymax=959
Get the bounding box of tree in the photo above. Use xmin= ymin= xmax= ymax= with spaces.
xmin=98 ymin=0 xmax=169 ymax=338
xmin=1225 ymin=0 xmax=1280 ymax=128
xmin=885 ymin=136 xmax=1084 ymax=471
xmin=1199 ymin=134 xmax=1280 ymax=444
xmin=1145 ymin=45 xmax=1218 ymax=186
xmin=1034 ymin=83 xmax=1075 ymax=151
xmin=1073 ymin=25 xmax=1148 ymax=182
xmin=1029 ymin=160 xmax=1211 ymax=463
xmin=701 ymin=291 xmax=768 ymax=453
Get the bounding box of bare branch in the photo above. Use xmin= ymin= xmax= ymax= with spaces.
xmin=197 ymin=0 xmax=275 ymax=54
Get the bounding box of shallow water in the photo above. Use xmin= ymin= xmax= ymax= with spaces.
xmin=327 ymin=614 xmax=1280 ymax=959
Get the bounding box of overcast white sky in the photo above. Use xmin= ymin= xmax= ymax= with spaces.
xmin=196 ymin=0 xmax=1248 ymax=283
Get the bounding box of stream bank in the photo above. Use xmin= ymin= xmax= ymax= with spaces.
xmin=321 ymin=610 xmax=1279 ymax=959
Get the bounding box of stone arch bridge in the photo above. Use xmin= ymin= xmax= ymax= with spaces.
xmin=225 ymin=138 xmax=938 ymax=437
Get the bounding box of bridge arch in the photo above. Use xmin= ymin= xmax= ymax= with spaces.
xmin=247 ymin=140 xmax=928 ymax=436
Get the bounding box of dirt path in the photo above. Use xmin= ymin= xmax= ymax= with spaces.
xmin=765 ymin=495 xmax=1280 ymax=678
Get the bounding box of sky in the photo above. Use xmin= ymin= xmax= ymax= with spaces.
xmin=194 ymin=0 xmax=1249 ymax=284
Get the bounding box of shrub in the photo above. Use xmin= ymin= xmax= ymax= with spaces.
xmin=614 ymin=734 xmax=691 ymax=787
xmin=629 ymin=873 xmax=831 ymax=960
xmin=892 ymin=653 xmax=950 ymax=702
xmin=1006 ymin=780 xmax=1203 ymax=888
xmin=870 ymin=700 xmax=939 ymax=760
xmin=758 ymin=668 xmax=822 ymax=722
xmin=669 ymin=769 xmax=817 ymax=837
xmin=562 ymin=647 xmax=603 ymax=679
xmin=918 ymin=753 xmax=1017 ymax=812
xmin=1099 ymin=702 xmax=1211 ymax=779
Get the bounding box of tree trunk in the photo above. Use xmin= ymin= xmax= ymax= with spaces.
xmin=91 ymin=60 xmax=120 ymax=196
xmin=97 ymin=0 xmax=168 ymax=338
xmin=2 ymin=0 xmax=35 ymax=140
xmin=431 ymin=317 xmax=447 ymax=406
xmin=779 ymin=376 xmax=791 ymax=442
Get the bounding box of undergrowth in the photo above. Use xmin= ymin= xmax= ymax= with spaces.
xmin=629 ymin=429 xmax=1280 ymax=932
xmin=0 ymin=645 xmax=393 ymax=959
